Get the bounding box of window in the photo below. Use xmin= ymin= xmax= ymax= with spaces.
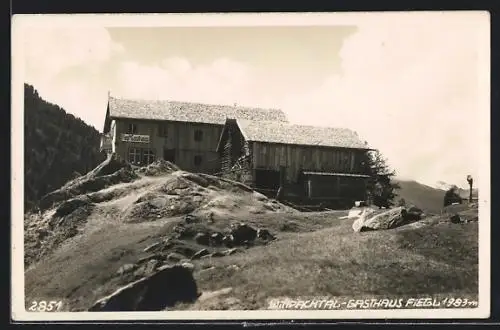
xmin=128 ymin=148 xmax=141 ymax=165
xmin=127 ymin=123 xmax=138 ymax=134
xmin=194 ymin=155 xmax=202 ymax=167
xmin=158 ymin=123 xmax=168 ymax=137
xmin=194 ymin=129 xmax=203 ymax=142
xmin=142 ymin=148 xmax=156 ymax=165
xmin=128 ymin=148 xmax=156 ymax=165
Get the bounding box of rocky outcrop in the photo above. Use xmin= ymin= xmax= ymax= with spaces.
xmin=39 ymin=157 xmax=136 ymax=211
xmin=135 ymin=160 xmax=180 ymax=176
xmin=230 ymin=223 xmax=258 ymax=245
xmin=446 ymin=206 xmax=479 ymax=224
xmin=89 ymin=264 xmax=199 ymax=311
xmin=352 ymin=206 xmax=421 ymax=232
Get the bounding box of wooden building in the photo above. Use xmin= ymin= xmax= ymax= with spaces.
xmin=100 ymin=96 xmax=288 ymax=174
xmin=216 ymin=119 xmax=373 ymax=205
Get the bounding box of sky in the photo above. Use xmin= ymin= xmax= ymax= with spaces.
xmin=18 ymin=12 xmax=489 ymax=188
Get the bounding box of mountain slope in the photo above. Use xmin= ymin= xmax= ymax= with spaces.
xmin=24 ymin=160 xmax=478 ymax=311
xmin=394 ymin=179 xmax=446 ymax=214
xmin=24 ymin=83 xmax=106 ymax=210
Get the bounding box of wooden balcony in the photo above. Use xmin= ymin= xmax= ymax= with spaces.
xmin=100 ymin=134 xmax=113 ymax=152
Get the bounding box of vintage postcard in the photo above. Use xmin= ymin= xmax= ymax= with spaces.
xmin=11 ymin=12 xmax=491 ymax=321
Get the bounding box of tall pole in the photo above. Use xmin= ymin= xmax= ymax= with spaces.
xmin=467 ymin=175 xmax=473 ymax=203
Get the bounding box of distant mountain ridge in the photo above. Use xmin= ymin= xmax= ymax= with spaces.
xmin=424 ymin=180 xmax=478 ymax=199
xmin=432 ymin=180 xmax=457 ymax=191
xmin=24 ymin=83 xmax=106 ymax=210
xmin=393 ymin=178 xmax=478 ymax=215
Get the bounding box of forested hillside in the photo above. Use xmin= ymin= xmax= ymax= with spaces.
xmin=24 ymin=84 xmax=106 ymax=210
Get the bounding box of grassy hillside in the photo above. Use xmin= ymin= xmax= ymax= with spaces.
xmin=25 ymin=209 xmax=478 ymax=311
xmin=24 ymin=84 xmax=106 ymax=210
xmin=24 ymin=161 xmax=478 ymax=312
xmin=186 ymin=217 xmax=477 ymax=310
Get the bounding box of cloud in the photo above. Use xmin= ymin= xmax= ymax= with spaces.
xmin=278 ymin=14 xmax=483 ymax=186
xmin=23 ymin=26 xmax=123 ymax=85
xmin=113 ymin=57 xmax=257 ymax=106
xmin=22 ymin=27 xmax=124 ymax=130
xmin=21 ymin=16 xmax=485 ymax=187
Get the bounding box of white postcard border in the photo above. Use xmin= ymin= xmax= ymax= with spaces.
xmin=11 ymin=11 xmax=491 ymax=321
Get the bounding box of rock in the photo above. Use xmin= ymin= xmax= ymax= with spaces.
xmin=181 ymin=262 xmax=195 ymax=272
xmin=407 ymin=206 xmax=423 ymax=215
xmin=173 ymin=225 xmax=196 ymax=240
xmin=210 ymin=232 xmax=224 ymax=246
xmin=184 ymin=214 xmax=198 ymax=224
xmin=143 ymin=242 xmax=161 ymax=253
xmin=137 ymin=254 xmax=158 ymax=264
xmin=40 ymin=160 xmax=136 ymax=211
xmin=160 ymin=238 xmax=174 ymax=251
xmin=210 ymin=251 xmax=225 ymax=257
xmin=230 ymin=223 xmax=257 ymax=245
xmin=450 ymin=214 xmax=461 ymax=224
xmin=138 ymin=159 xmax=180 ymax=176
xmin=54 ymin=197 xmax=92 ymax=218
xmin=134 ymin=259 xmax=160 ymax=278
xmin=199 ymin=266 xmax=216 ymax=274
xmin=148 ymin=197 xmax=168 ymax=209
xmin=227 ymin=264 xmax=240 ymax=271
xmin=172 ymin=245 xmax=197 ymax=258
xmin=181 ymin=173 xmax=210 ymax=187
xmin=458 ymin=209 xmax=479 ymax=223
xmin=222 ymin=235 xmax=234 ymax=248
xmin=353 ymin=207 xmax=408 ymax=232
xmin=89 ymin=264 xmax=199 ymax=311
xmin=223 ymin=248 xmax=241 ymax=256
xmin=37 ymin=229 xmax=49 ymax=239
xmin=191 ymin=248 xmax=210 ymax=260
xmin=143 ymin=259 xmax=159 ymax=275
xmin=166 ymin=252 xmax=185 ymax=262
xmin=116 ymin=263 xmax=137 ymax=276
xmin=242 ymin=240 xmax=254 ymax=248
xmin=194 ymin=232 xmax=210 ymax=246
xmin=257 ymin=228 xmax=275 ymax=241
xmin=404 ymin=206 xmax=423 ymax=221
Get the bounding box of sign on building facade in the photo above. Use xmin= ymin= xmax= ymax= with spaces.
xmin=121 ymin=134 xmax=150 ymax=143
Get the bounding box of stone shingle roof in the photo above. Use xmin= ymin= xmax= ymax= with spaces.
xmin=107 ymin=96 xmax=288 ymax=125
xmin=236 ymin=119 xmax=369 ymax=149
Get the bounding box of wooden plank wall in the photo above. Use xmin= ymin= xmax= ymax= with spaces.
xmin=252 ymin=142 xmax=367 ymax=183
xmin=114 ymin=119 xmax=223 ymax=173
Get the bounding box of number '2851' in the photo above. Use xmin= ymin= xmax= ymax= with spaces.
xmin=27 ymin=300 xmax=63 ymax=312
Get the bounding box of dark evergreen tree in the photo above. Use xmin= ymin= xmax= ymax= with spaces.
xmin=363 ymin=149 xmax=400 ymax=208
xmin=443 ymin=186 xmax=463 ymax=207
xmin=24 ymin=83 xmax=106 ymax=210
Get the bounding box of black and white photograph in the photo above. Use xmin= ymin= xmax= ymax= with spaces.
xmin=11 ymin=12 xmax=490 ymax=320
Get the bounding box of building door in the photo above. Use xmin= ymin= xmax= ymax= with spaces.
xmin=254 ymin=169 xmax=280 ymax=191
xmin=163 ymin=148 xmax=176 ymax=163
